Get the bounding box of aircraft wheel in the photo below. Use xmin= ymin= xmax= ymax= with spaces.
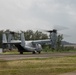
xmin=32 ymin=51 xmax=36 ymax=54
xmin=38 ymin=51 xmax=41 ymax=54
xmin=20 ymin=52 xmax=23 ymax=54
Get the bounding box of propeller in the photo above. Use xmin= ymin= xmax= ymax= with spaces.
xmin=38 ymin=25 xmax=68 ymax=33
xmin=45 ymin=29 xmax=57 ymax=33
xmin=54 ymin=25 xmax=68 ymax=31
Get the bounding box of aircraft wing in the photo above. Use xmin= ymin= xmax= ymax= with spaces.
xmin=32 ymin=39 xmax=51 ymax=44
xmin=7 ymin=40 xmax=21 ymax=44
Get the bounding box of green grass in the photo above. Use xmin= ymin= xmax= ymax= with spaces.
xmin=0 ymin=56 xmax=76 ymax=75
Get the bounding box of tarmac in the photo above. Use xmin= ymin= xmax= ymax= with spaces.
xmin=0 ymin=52 xmax=76 ymax=60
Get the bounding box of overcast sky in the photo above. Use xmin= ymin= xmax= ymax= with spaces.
xmin=0 ymin=0 xmax=76 ymax=43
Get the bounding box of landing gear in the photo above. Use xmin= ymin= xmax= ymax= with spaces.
xmin=32 ymin=51 xmax=36 ymax=54
xmin=20 ymin=52 xmax=23 ymax=54
xmin=38 ymin=51 xmax=41 ymax=54
xmin=32 ymin=51 xmax=41 ymax=54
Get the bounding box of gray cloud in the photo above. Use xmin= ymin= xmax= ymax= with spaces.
xmin=0 ymin=0 xmax=76 ymax=43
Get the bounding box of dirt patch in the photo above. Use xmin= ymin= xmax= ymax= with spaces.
xmin=60 ymin=71 xmax=76 ymax=75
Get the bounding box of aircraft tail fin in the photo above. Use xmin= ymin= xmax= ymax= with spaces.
xmin=2 ymin=33 xmax=7 ymax=44
xmin=21 ymin=32 xmax=25 ymax=47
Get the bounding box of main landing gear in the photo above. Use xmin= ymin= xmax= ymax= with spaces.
xmin=19 ymin=51 xmax=41 ymax=54
xmin=20 ymin=52 xmax=23 ymax=54
xmin=32 ymin=51 xmax=41 ymax=54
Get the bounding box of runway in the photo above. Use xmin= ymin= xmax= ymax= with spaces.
xmin=0 ymin=52 xmax=76 ymax=60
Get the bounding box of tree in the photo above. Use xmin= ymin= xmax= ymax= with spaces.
xmin=24 ymin=30 xmax=34 ymax=40
xmin=24 ymin=30 xmax=48 ymax=40
xmin=34 ymin=30 xmax=48 ymax=40
xmin=34 ymin=30 xmax=42 ymax=40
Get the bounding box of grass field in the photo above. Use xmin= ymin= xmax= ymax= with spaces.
xmin=0 ymin=56 xmax=76 ymax=75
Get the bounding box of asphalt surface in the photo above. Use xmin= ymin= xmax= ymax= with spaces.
xmin=0 ymin=52 xmax=76 ymax=60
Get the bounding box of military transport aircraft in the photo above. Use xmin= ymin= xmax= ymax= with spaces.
xmin=2 ymin=29 xmax=57 ymax=54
